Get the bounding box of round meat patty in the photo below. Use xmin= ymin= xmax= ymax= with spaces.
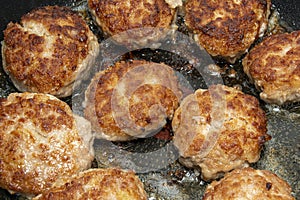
xmin=1 ymin=6 xmax=99 ymax=97
xmin=184 ymin=0 xmax=271 ymax=63
xmin=172 ymin=84 xmax=270 ymax=180
xmin=203 ymin=167 xmax=295 ymax=200
xmin=84 ymin=60 xmax=183 ymax=141
xmin=33 ymin=168 xmax=147 ymax=200
xmin=88 ymin=0 xmax=178 ymax=48
xmin=0 ymin=93 xmax=94 ymax=197
xmin=243 ymin=30 xmax=300 ymax=105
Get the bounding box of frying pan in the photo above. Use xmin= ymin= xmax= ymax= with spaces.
xmin=0 ymin=0 xmax=299 ymax=199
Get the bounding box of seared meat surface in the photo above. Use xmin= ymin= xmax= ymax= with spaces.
xmin=184 ymin=0 xmax=271 ymax=63
xmin=34 ymin=168 xmax=147 ymax=200
xmin=2 ymin=6 xmax=99 ymax=97
xmin=172 ymin=85 xmax=270 ymax=180
xmin=0 ymin=93 xmax=94 ymax=196
xmin=88 ymin=0 xmax=177 ymax=47
xmin=243 ymin=30 xmax=300 ymax=105
xmin=84 ymin=60 xmax=182 ymax=141
xmin=203 ymin=167 xmax=295 ymax=200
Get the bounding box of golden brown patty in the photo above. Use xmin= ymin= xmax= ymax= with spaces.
xmin=88 ymin=0 xmax=177 ymax=47
xmin=84 ymin=60 xmax=182 ymax=141
xmin=203 ymin=167 xmax=295 ymax=200
xmin=243 ymin=31 xmax=300 ymax=105
xmin=33 ymin=168 xmax=147 ymax=200
xmin=1 ymin=6 xmax=99 ymax=97
xmin=184 ymin=0 xmax=271 ymax=63
xmin=172 ymin=84 xmax=270 ymax=180
xmin=0 ymin=93 xmax=94 ymax=196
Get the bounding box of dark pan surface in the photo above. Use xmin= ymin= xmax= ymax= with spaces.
xmin=0 ymin=0 xmax=299 ymax=199
xmin=272 ymin=0 xmax=300 ymax=30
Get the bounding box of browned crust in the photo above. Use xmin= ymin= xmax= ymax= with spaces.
xmin=242 ymin=30 xmax=300 ymax=105
xmin=172 ymin=85 xmax=269 ymax=180
xmin=0 ymin=93 xmax=93 ymax=196
xmin=84 ymin=60 xmax=182 ymax=141
xmin=203 ymin=168 xmax=295 ymax=200
xmin=84 ymin=61 xmax=136 ymax=141
xmin=87 ymin=0 xmax=176 ymax=47
xmin=34 ymin=168 xmax=147 ymax=200
xmin=129 ymin=84 xmax=179 ymax=127
xmin=184 ymin=0 xmax=270 ymax=62
xmin=0 ymin=93 xmax=74 ymax=134
xmin=88 ymin=0 xmax=175 ymax=36
xmin=2 ymin=6 xmax=98 ymax=97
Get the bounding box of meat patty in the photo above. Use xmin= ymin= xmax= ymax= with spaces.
xmin=0 ymin=93 xmax=94 ymax=197
xmin=172 ymin=84 xmax=270 ymax=180
xmin=243 ymin=30 xmax=300 ymax=105
xmin=88 ymin=0 xmax=178 ymax=48
xmin=1 ymin=6 xmax=99 ymax=97
xmin=203 ymin=167 xmax=295 ymax=200
xmin=184 ymin=0 xmax=271 ymax=63
xmin=33 ymin=168 xmax=147 ymax=200
xmin=84 ymin=60 xmax=182 ymax=141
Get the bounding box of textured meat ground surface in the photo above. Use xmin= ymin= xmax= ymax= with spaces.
xmin=0 ymin=93 xmax=94 ymax=196
xmin=84 ymin=60 xmax=182 ymax=141
xmin=88 ymin=0 xmax=177 ymax=47
xmin=33 ymin=168 xmax=147 ymax=200
xmin=243 ymin=30 xmax=300 ymax=105
xmin=172 ymin=84 xmax=270 ymax=180
xmin=203 ymin=167 xmax=295 ymax=200
xmin=2 ymin=6 xmax=99 ymax=97
xmin=184 ymin=0 xmax=271 ymax=63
